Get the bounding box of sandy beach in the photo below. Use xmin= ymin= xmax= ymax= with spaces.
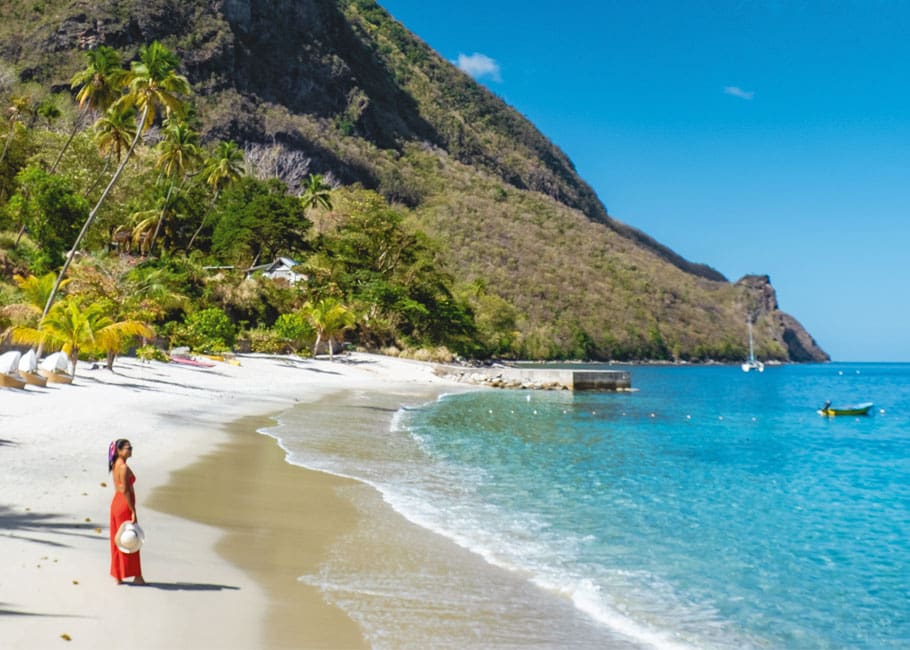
xmin=0 ymin=352 xmax=462 ymax=649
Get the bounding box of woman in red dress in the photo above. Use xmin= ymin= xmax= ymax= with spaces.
xmin=109 ymin=439 xmax=145 ymax=585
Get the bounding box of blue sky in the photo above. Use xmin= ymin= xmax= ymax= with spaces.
xmin=378 ymin=0 xmax=909 ymax=362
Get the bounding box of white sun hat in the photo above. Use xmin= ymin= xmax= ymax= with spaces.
xmin=114 ymin=522 xmax=145 ymax=554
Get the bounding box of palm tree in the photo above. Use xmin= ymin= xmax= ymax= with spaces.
xmin=94 ymin=311 xmax=155 ymax=370
xmin=6 ymin=272 xmax=74 ymax=357
xmin=147 ymin=118 xmax=201 ymax=255
xmin=203 ymin=141 xmax=245 ymax=193
xmin=155 ymin=119 xmax=202 ymax=178
xmin=41 ymin=41 xmax=190 ymax=321
xmin=72 ymin=46 xmax=126 ymax=114
xmin=10 ymin=299 xmax=152 ymax=376
xmin=51 ymin=45 xmax=125 ymax=173
xmin=187 ymin=140 xmax=244 ymax=249
xmin=13 ymin=272 xmax=71 ymax=316
xmin=125 ymin=42 xmax=190 ymax=131
xmin=94 ymin=103 xmax=136 ymax=163
xmin=301 ymin=173 xmax=333 ymax=212
xmin=122 ymin=264 xmax=190 ymax=323
xmin=127 ymin=208 xmax=159 ymax=255
xmin=0 ymin=273 xmax=71 ymax=329
xmin=301 ymin=297 xmax=355 ymax=360
xmin=87 ymin=103 xmax=136 ymax=197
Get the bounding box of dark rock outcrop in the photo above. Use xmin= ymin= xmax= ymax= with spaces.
xmin=736 ymin=275 xmax=828 ymax=362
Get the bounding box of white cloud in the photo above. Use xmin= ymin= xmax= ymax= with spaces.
xmin=456 ymin=52 xmax=502 ymax=82
xmin=724 ymin=86 xmax=755 ymax=100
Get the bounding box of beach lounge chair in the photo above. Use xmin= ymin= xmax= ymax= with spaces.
xmin=38 ymin=351 xmax=73 ymax=384
xmin=0 ymin=351 xmax=27 ymax=390
xmin=17 ymin=349 xmax=48 ymax=387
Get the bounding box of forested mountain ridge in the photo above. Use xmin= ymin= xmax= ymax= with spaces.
xmin=0 ymin=0 xmax=829 ymax=362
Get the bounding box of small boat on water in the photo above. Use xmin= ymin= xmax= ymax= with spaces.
xmin=818 ymin=401 xmax=874 ymax=416
xmin=741 ymin=321 xmax=764 ymax=373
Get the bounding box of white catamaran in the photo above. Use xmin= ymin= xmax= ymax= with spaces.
xmin=741 ymin=321 xmax=764 ymax=373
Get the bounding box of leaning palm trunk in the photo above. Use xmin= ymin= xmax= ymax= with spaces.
xmin=83 ymin=151 xmax=114 ymax=198
xmin=186 ymin=190 xmax=219 ymax=250
xmin=40 ymin=103 xmax=149 ymax=322
xmin=49 ymin=108 xmax=89 ymax=173
xmin=147 ymin=181 xmax=175 ymax=256
xmin=49 ymin=123 xmax=79 ymax=173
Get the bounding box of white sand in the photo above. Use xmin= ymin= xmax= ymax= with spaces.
xmin=0 ymin=352 xmax=459 ymax=649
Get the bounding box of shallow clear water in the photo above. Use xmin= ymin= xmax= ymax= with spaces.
xmin=272 ymin=364 xmax=910 ymax=649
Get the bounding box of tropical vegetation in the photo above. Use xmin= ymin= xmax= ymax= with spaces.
xmin=0 ymin=42 xmax=480 ymax=366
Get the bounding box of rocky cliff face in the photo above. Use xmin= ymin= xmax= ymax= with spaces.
xmin=736 ymin=275 xmax=829 ymax=362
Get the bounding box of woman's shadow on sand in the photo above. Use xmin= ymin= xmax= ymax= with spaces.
xmin=133 ymin=582 xmax=239 ymax=591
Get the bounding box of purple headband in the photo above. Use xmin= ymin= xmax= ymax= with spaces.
xmin=108 ymin=440 xmax=118 ymax=467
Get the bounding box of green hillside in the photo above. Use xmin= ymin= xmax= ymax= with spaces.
xmin=0 ymin=0 xmax=828 ymax=362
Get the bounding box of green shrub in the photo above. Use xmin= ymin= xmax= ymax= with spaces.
xmin=273 ymin=312 xmax=313 ymax=352
xmin=245 ymin=327 xmax=286 ymax=354
xmin=135 ymin=344 xmax=169 ymax=362
xmin=176 ymin=307 xmax=236 ymax=352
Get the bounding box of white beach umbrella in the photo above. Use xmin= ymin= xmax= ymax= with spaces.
xmin=18 ymin=349 xmax=38 ymax=373
xmin=39 ymin=351 xmax=69 ymax=373
xmin=0 ymin=350 xmax=22 ymax=375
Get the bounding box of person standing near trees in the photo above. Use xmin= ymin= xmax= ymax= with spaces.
xmin=108 ymin=439 xmax=146 ymax=585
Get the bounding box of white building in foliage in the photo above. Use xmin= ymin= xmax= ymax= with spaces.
xmin=246 ymin=257 xmax=307 ymax=284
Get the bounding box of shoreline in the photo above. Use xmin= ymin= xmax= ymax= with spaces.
xmin=146 ymin=413 xmax=368 ymax=649
xmin=0 ymin=352 xmax=462 ymax=649
xmin=228 ymin=387 xmax=635 ymax=649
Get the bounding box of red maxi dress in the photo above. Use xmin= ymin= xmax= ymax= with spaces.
xmin=110 ymin=474 xmax=142 ymax=580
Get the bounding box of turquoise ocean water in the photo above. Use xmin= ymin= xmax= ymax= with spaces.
xmin=270 ymin=363 xmax=909 ymax=648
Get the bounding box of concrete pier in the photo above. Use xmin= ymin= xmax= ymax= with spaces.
xmin=435 ymin=365 xmax=631 ymax=391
